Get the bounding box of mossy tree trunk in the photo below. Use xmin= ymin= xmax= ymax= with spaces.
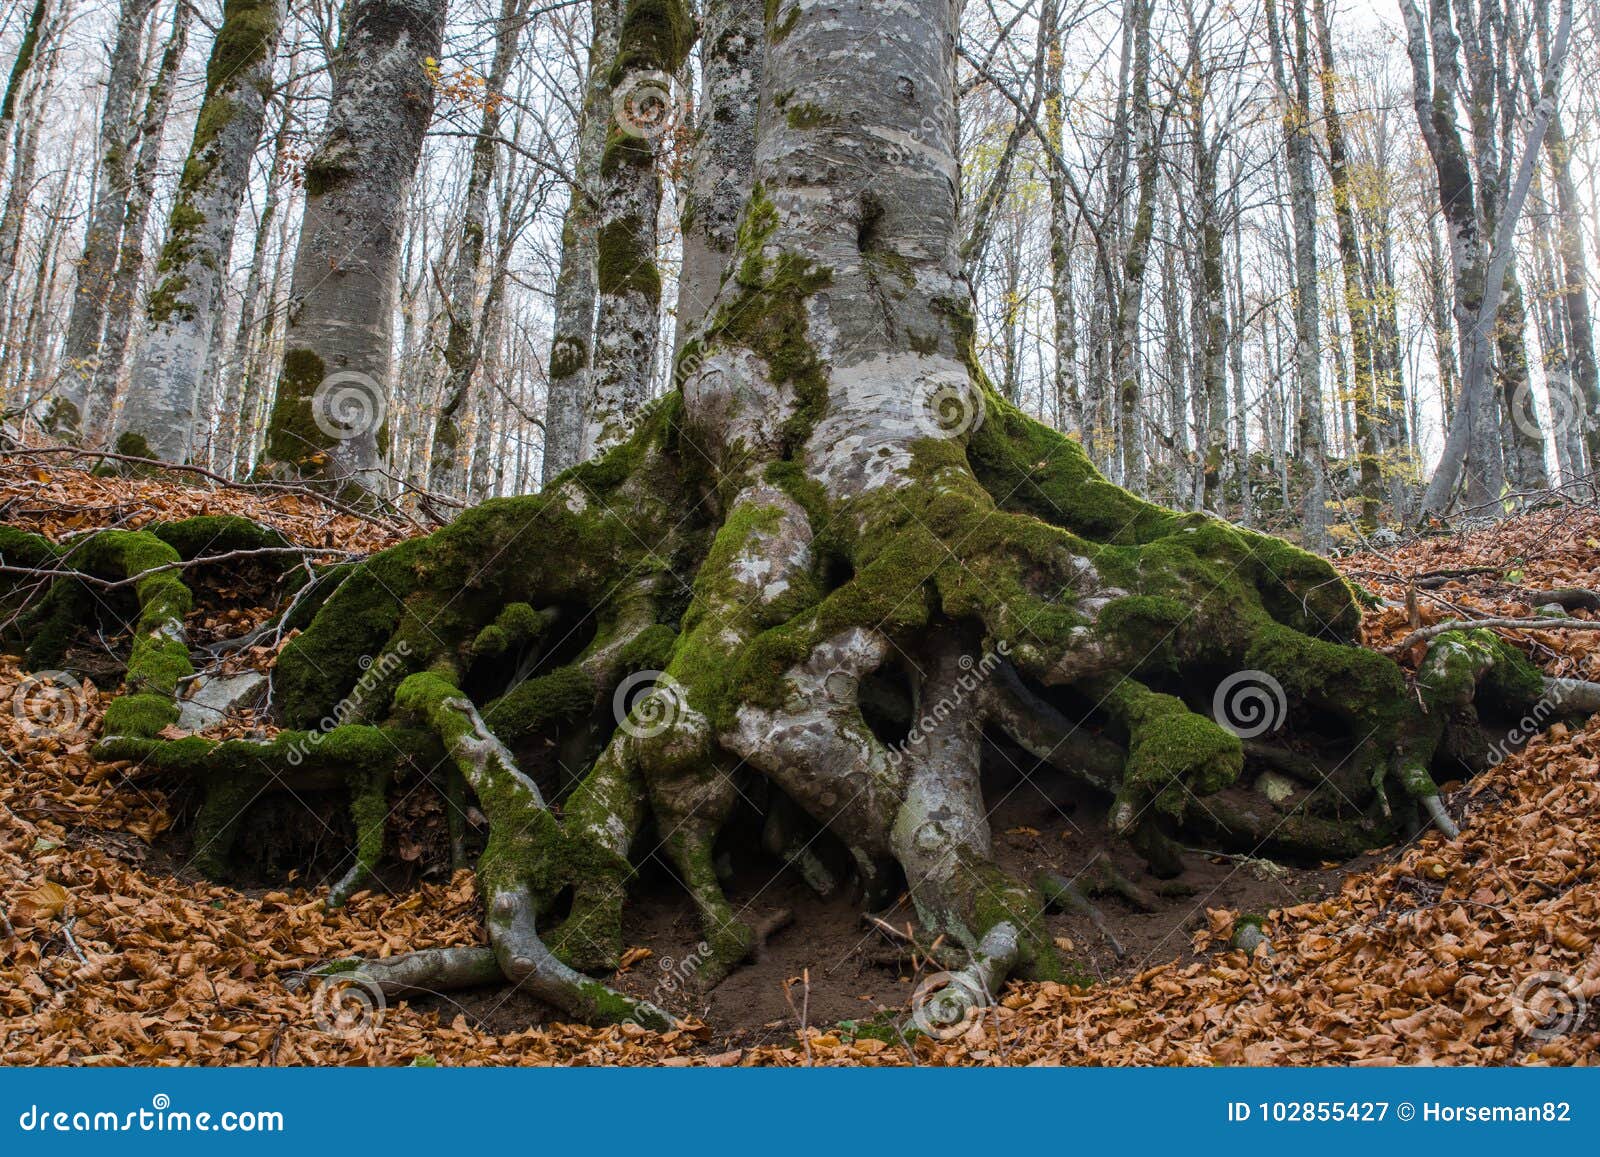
xmin=259 ymin=0 xmax=447 ymax=495
xmin=580 ymin=0 xmax=694 ymax=460
xmin=55 ymin=0 xmax=1591 ymax=1032
xmin=540 ymin=0 xmax=624 ymax=485
xmin=113 ymin=0 xmax=282 ymax=464
xmin=671 ymin=0 xmax=762 ymax=349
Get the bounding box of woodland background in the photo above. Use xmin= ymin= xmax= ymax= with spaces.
xmin=0 ymin=0 xmax=1594 ymax=532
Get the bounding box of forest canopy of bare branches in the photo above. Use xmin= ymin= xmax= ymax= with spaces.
xmin=0 ymin=0 xmax=1593 ymax=527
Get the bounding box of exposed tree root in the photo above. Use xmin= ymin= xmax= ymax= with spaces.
xmin=8 ymin=394 xmax=1592 ymax=1032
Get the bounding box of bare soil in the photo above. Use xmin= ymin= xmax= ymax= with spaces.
xmin=408 ymin=770 xmax=1353 ymax=1052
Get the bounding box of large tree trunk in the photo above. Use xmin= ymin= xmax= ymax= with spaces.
xmin=46 ymin=0 xmax=157 ymax=439
xmin=672 ymin=0 xmax=762 ymax=350
xmin=52 ymin=0 xmax=1579 ymax=1035
xmin=260 ymin=0 xmax=448 ymax=496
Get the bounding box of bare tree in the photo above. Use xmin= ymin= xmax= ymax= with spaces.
xmin=47 ymin=0 xmax=157 ymax=438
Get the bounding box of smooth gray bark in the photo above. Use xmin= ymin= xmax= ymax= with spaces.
xmin=88 ymin=0 xmax=192 ymax=436
xmin=114 ymin=0 xmax=285 ymax=463
xmin=540 ymin=0 xmax=621 ymax=485
xmin=49 ymin=0 xmax=157 ymax=438
xmin=261 ymin=0 xmax=448 ymax=494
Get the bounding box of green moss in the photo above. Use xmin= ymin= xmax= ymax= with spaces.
xmin=610 ymin=0 xmax=695 ymax=82
xmin=471 ymin=624 xmax=510 ymax=658
xmin=188 ymin=769 xmax=259 ymax=877
xmin=153 ymin=515 xmax=287 ymax=559
xmin=114 ymin=432 xmax=153 ymax=460
xmin=698 ymin=185 xmax=832 ymax=455
xmin=262 ymin=348 xmax=330 ymax=470
xmin=483 ymin=666 xmax=595 ymax=741
xmin=785 ymin=102 xmax=835 ymax=129
xmin=1098 ymin=677 xmax=1243 ymax=819
xmin=767 ymin=0 xmax=799 ymax=41
xmin=66 ymin=530 xmax=192 ymax=739
xmin=596 ymin=216 xmax=662 ymax=298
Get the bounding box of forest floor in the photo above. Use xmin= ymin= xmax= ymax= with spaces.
xmin=2 ymin=458 xmax=1598 ymax=1065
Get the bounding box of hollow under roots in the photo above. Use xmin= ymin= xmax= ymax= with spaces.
xmin=6 ymin=395 xmax=1589 ymax=1026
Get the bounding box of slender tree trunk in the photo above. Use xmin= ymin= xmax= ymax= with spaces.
xmin=427 ymin=0 xmax=528 ymax=496
xmin=580 ymin=0 xmax=693 ymax=459
xmin=1426 ymin=211 xmax=1458 ymax=411
xmin=1267 ymin=0 xmax=1326 ymax=547
xmin=1313 ymin=0 xmax=1381 ymax=530
xmin=0 ymin=0 xmax=49 ymax=205
xmin=1113 ymin=0 xmax=1156 ymax=490
xmin=114 ymin=0 xmax=284 ymax=462
xmin=673 ymin=0 xmax=762 ymax=348
xmin=1534 ymin=0 xmax=1599 ymax=464
xmin=1041 ymin=0 xmax=1081 ymax=440
xmin=217 ymin=72 xmax=299 ymax=477
xmin=540 ymin=0 xmax=621 ymax=485
xmin=0 ymin=1 xmax=60 ymax=381
xmin=48 ymin=0 xmax=156 ymax=438
xmin=261 ymin=0 xmax=448 ymax=495
xmin=1497 ymin=266 xmax=1550 ymax=489
xmin=236 ymin=155 xmax=298 ymax=478
xmin=88 ymin=0 xmax=193 ymax=434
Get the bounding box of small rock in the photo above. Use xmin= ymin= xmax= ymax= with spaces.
xmin=176 ymin=671 xmax=266 ymax=732
xmin=1255 ymin=770 xmax=1297 ymax=805
xmin=1535 ymin=603 xmax=1570 ymax=619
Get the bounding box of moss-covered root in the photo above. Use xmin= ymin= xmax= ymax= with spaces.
xmin=392 ymin=671 xmax=666 ymax=1027
xmin=1091 ymin=675 xmax=1242 ymax=876
xmin=309 ymin=946 xmax=504 ymax=996
xmin=77 ymin=529 xmax=195 ymax=739
xmin=1396 ymin=628 xmax=1550 ymax=839
xmin=327 ymin=767 xmax=391 ymax=908
xmin=890 ymin=640 xmax=1060 ymax=982
xmin=545 ymin=742 xmax=648 ymax=973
